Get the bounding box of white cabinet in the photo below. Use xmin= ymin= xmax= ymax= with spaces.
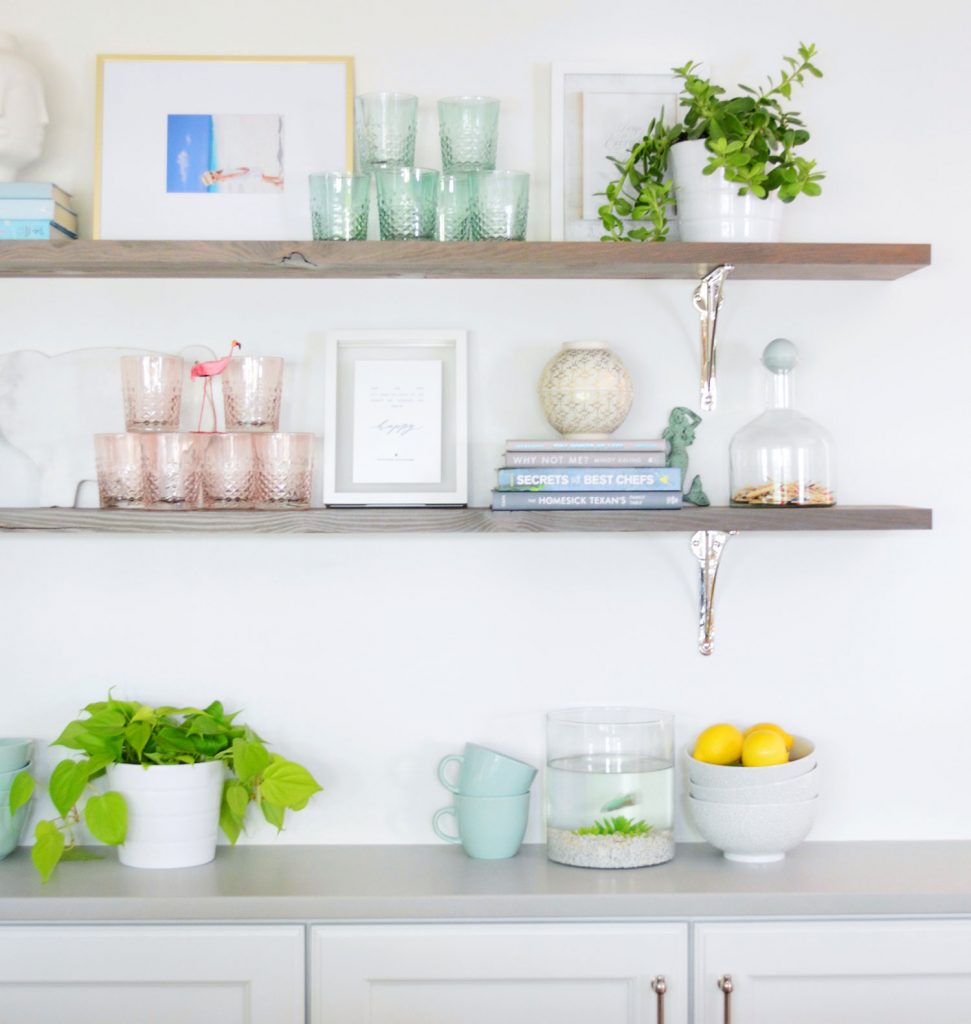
xmin=0 ymin=924 xmax=305 ymax=1024
xmin=694 ymin=919 xmax=971 ymax=1023
xmin=311 ymin=922 xmax=688 ymax=1024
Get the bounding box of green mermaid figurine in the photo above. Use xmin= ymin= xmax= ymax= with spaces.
xmin=662 ymin=406 xmax=710 ymax=507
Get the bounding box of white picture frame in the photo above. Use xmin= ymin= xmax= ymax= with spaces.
xmin=323 ymin=330 xmax=468 ymax=506
xmin=95 ymin=54 xmax=354 ymax=240
xmin=550 ymin=64 xmax=681 ymax=241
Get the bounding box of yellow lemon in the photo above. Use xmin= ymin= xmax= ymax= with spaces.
xmin=693 ymin=724 xmax=744 ymax=765
xmin=745 ymin=722 xmax=794 ymax=751
xmin=741 ymin=729 xmax=789 ymax=767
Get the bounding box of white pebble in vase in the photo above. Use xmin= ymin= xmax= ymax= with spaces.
xmin=538 ymin=341 xmax=634 ymax=439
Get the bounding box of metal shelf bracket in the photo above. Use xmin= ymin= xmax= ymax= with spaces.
xmin=693 ymin=263 xmax=734 ymax=412
xmin=690 ymin=529 xmax=736 ymax=656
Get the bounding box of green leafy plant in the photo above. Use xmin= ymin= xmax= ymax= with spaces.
xmin=28 ymin=696 xmax=322 ymax=883
xmin=574 ymin=815 xmax=653 ymax=837
xmin=600 ymin=42 xmax=825 ymax=242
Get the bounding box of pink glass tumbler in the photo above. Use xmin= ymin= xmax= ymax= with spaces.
xmin=253 ymin=433 xmax=314 ymax=509
xmin=141 ymin=433 xmax=203 ymax=510
xmin=94 ymin=433 xmax=144 ymax=509
xmin=202 ymin=434 xmax=255 ymax=509
xmin=121 ymin=354 xmax=184 ymax=432
xmin=222 ymin=356 xmax=284 ymax=432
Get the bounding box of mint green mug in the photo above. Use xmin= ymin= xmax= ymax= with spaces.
xmin=432 ymin=792 xmax=530 ymax=859
xmin=437 ymin=743 xmax=537 ymax=796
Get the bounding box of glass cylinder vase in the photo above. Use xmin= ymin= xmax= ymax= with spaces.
xmin=546 ymin=707 xmax=675 ymax=869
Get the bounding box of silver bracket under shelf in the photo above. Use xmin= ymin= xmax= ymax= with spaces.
xmin=692 ymin=263 xmax=734 ymax=413
xmin=690 ymin=529 xmax=736 ymax=656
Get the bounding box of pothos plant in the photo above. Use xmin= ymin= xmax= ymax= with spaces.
xmin=600 ymin=42 xmax=825 ymax=242
xmin=21 ymin=697 xmax=322 ymax=882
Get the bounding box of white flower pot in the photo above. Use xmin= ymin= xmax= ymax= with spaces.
xmin=106 ymin=761 xmax=225 ymax=869
xmin=668 ymin=139 xmax=783 ymax=242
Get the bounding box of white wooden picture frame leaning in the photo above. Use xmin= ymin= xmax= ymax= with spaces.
xmin=550 ymin=64 xmax=681 ymax=241
xmin=323 ymin=330 xmax=468 ymax=507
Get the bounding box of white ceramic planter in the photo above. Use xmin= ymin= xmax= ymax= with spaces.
xmin=106 ymin=760 xmax=225 ymax=869
xmin=668 ymin=139 xmax=783 ymax=242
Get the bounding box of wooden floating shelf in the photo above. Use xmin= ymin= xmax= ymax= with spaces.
xmin=0 ymin=506 xmax=932 ymax=535
xmin=0 ymin=241 xmax=930 ymax=281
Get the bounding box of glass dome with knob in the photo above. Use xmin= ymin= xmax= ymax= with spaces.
xmin=730 ymin=338 xmax=836 ymax=507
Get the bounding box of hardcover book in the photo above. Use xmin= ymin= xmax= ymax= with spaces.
xmin=505 ymin=438 xmax=667 ymax=452
xmin=502 ymin=451 xmax=666 ymax=468
xmin=495 ymin=468 xmax=682 ymax=491
xmin=0 ymin=182 xmax=73 ymax=207
xmin=0 ymin=199 xmax=77 ymax=234
xmin=491 ymin=490 xmax=683 ymax=510
xmin=0 ymin=219 xmax=77 ymax=240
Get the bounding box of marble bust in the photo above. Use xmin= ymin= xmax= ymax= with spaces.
xmin=0 ymin=33 xmax=48 ymax=182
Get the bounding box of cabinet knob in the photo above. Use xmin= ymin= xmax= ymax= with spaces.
xmin=651 ymin=974 xmax=667 ymax=1024
xmin=718 ymin=974 xmax=734 ymax=1024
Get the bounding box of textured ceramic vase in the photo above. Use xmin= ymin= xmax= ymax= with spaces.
xmin=538 ymin=342 xmax=634 ymax=439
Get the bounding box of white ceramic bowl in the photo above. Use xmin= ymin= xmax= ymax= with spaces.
xmin=690 ymin=765 xmax=819 ymax=805
xmin=687 ymin=794 xmax=817 ymax=862
xmin=684 ymin=735 xmax=816 ymax=788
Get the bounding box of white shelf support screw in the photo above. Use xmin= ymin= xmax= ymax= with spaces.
xmin=690 ymin=529 xmax=736 ymax=655
xmin=693 ymin=263 xmax=734 ymax=412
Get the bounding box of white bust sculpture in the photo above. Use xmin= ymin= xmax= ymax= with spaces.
xmin=0 ymin=33 xmax=48 ymax=182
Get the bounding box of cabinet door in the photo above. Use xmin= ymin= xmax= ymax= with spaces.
xmin=312 ymin=922 xmax=687 ymax=1024
xmin=0 ymin=924 xmax=304 ymax=1024
xmin=695 ymin=919 xmax=971 ymax=1023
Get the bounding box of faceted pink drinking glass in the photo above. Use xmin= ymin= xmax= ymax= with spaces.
xmin=253 ymin=433 xmax=314 ymax=509
xmin=94 ymin=433 xmax=145 ymax=509
xmin=121 ymin=354 xmax=184 ymax=432
xmin=222 ymin=356 xmax=284 ymax=432
xmin=202 ymin=433 xmax=255 ymax=509
xmin=140 ymin=433 xmax=203 ymax=510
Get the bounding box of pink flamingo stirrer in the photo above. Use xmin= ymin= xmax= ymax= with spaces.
xmin=191 ymin=340 xmax=241 ymax=433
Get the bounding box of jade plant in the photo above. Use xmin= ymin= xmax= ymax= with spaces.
xmin=24 ymin=696 xmax=322 ymax=882
xmin=574 ymin=815 xmax=652 ymax=837
xmin=599 ymin=42 xmax=825 ymax=242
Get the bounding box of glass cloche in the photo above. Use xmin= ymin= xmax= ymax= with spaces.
xmin=730 ymin=338 xmax=836 ymax=507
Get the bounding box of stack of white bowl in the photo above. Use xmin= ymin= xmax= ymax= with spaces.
xmin=685 ymin=736 xmax=818 ymax=863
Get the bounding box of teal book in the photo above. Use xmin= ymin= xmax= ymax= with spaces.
xmin=492 ymin=490 xmax=683 ymax=510
xmin=495 ymin=467 xmax=682 ymax=491
xmin=0 ymin=219 xmax=77 ymax=240
xmin=0 ymin=182 xmax=73 ymax=206
xmin=506 ymin=438 xmax=667 ymax=452
xmin=0 ymin=199 xmax=77 ymax=233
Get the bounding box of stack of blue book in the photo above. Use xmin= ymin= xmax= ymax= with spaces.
xmin=491 ymin=438 xmax=684 ymax=511
xmin=0 ymin=182 xmax=78 ymax=240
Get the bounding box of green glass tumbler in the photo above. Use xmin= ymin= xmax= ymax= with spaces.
xmin=469 ymin=170 xmax=529 ymax=240
xmin=355 ymin=92 xmax=418 ymax=173
xmin=308 ymin=172 xmax=370 ymax=240
xmin=375 ymin=167 xmax=439 ymax=240
xmin=438 ymin=96 xmax=500 ymax=173
xmin=435 ymin=173 xmax=470 ymax=241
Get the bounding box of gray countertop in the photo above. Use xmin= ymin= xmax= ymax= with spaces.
xmin=0 ymin=842 xmax=969 ymax=922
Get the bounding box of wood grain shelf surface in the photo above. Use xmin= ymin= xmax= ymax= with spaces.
xmin=0 ymin=506 xmax=932 ymax=534
xmin=0 ymin=241 xmax=931 ymax=280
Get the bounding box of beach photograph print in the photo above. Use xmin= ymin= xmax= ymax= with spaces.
xmin=166 ymin=114 xmax=284 ymax=193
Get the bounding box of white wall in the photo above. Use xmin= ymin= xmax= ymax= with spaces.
xmin=1 ymin=0 xmax=967 ymax=846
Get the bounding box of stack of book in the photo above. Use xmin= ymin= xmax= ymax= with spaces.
xmin=491 ymin=439 xmax=683 ymax=511
xmin=0 ymin=182 xmax=78 ymax=240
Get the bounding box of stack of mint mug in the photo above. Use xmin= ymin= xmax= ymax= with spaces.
xmin=433 ymin=743 xmax=538 ymax=859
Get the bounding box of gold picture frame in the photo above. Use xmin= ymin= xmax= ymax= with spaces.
xmin=94 ymin=54 xmax=354 ymax=240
